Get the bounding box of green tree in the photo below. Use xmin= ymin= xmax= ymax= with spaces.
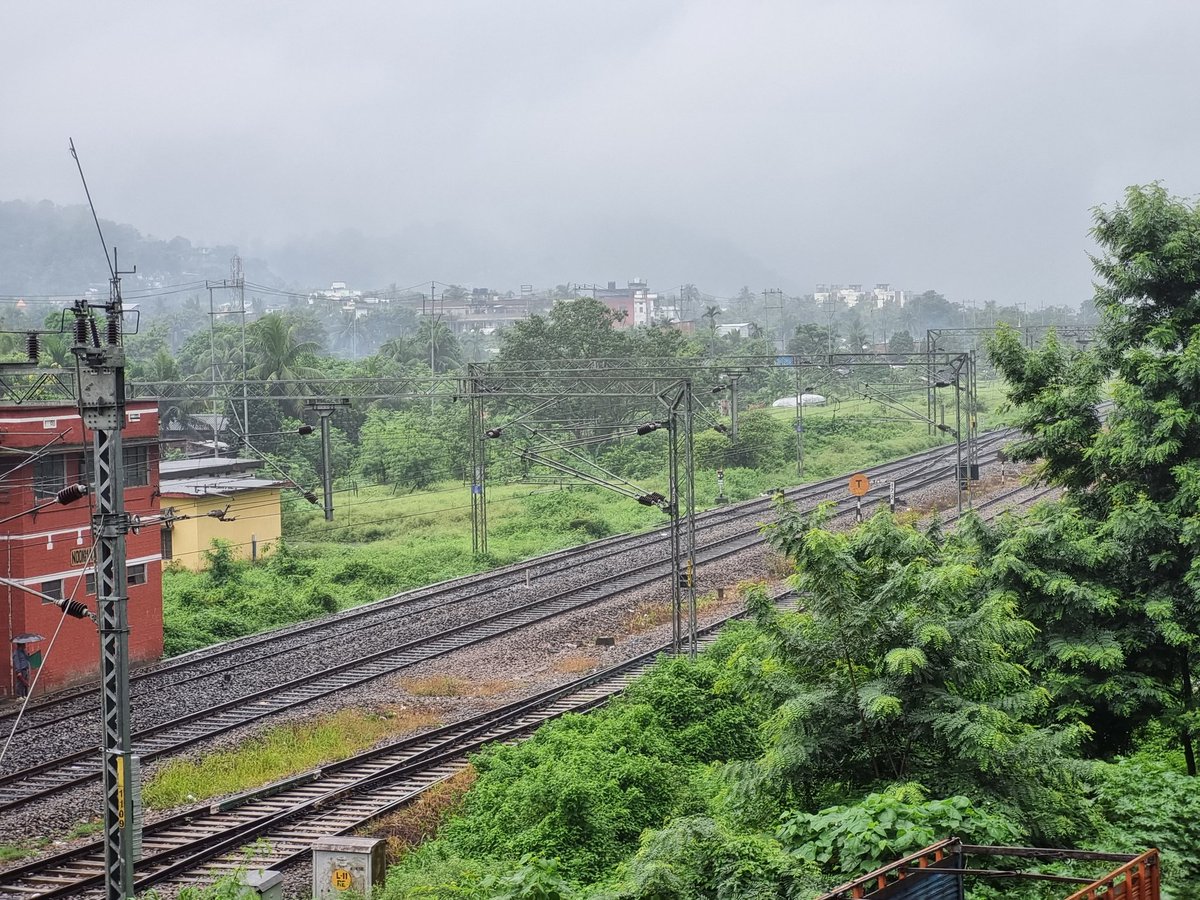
xmin=887 ymin=329 xmax=915 ymax=354
xmin=846 ymin=315 xmax=869 ymax=352
xmin=748 ymin=508 xmax=1088 ymax=837
xmin=417 ymin=318 xmax=462 ymax=372
xmin=249 ymin=314 xmax=323 ymax=383
xmin=988 ymin=184 xmax=1200 ymax=773
xmin=789 ymin=322 xmax=833 ymax=357
xmin=357 ymin=407 xmax=467 ymax=489
xmin=498 ymin=298 xmax=625 ymax=362
xmin=378 ymin=335 xmax=420 ymax=367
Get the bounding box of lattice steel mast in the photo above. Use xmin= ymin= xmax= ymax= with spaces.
xmin=73 ymin=276 xmax=137 ymax=900
xmin=68 ymin=138 xmax=138 ymax=900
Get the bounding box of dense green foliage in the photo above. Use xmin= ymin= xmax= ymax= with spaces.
xmin=989 ymin=184 xmax=1200 ymax=772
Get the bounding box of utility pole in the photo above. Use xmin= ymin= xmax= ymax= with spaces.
xmin=305 ymin=398 xmax=350 ymax=521
xmin=727 ymin=373 xmax=741 ymax=441
xmin=68 ymin=139 xmax=139 ymax=900
xmin=233 ymin=255 xmax=249 ymax=443
xmin=206 ymin=261 xmax=248 ymax=454
xmin=764 ymin=288 xmax=784 ymax=354
xmin=207 ymin=281 xmax=219 ymax=458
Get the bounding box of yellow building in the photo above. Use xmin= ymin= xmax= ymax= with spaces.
xmin=159 ymin=458 xmax=284 ymax=571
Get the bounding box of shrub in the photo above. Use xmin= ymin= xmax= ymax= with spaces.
xmin=777 ymin=788 xmax=1022 ymax=877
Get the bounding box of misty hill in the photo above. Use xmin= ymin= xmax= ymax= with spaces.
xmin=0 ymin=200 xmax=278 ymax=296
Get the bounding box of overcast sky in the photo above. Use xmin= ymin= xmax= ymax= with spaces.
xmin=3 ymin=1 xmax=1198 ymax=303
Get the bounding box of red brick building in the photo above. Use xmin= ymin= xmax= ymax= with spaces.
xmin=1 ymin=402 xmax=163 ymax=697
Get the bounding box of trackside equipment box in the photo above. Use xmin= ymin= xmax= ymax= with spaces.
xmin=312 ymin=836 xmax=386 ymax=898
xmin=238 ymin=869 xmax=283 ymax=900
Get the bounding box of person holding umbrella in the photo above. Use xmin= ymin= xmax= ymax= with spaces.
xmin=10 ymin=635 xmax=41 ymax=699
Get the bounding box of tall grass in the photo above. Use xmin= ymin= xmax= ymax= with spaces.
xmin=143 ymin=707 xmax=439 ymax=809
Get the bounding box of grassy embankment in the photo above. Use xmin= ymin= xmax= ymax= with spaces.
xmin=160 ymin=381 xmax=1015 ymax=656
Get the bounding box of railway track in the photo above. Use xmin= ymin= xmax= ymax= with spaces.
xmin=2 ymin=427 xmax=1012 ymax=732
xmin=0 ymin=428 xmax=1016 ymax=810
xmin=0 ymin=593 xmax=798 ymax=898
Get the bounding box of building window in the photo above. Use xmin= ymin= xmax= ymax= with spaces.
xmin=34 ymin=455 xmax=66 ymax=500
xmin=86 ymin=564 xmax=147 ymax=591
xmin=125 ymin=446 xmax=149 ymax=488
xmin=85 ymin=571 xmax=95 ymax=595
xmin=83 ymin=446 xmax=149 ymax=488
xmin=41 ymin=579 xmax=63 ymax=603
xmin=161 ymin=528 xmax=173 ymax=561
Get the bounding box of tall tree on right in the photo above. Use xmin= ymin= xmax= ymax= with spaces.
xmin=989 ymin=184 xmax=1200 ymax=772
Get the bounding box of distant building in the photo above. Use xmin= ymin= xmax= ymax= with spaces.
xmin=0 ymin=402 xmax=163 ymax=696
xmin=161 ymin=412 xmax=231 ymax=457
xmin=159 ymin=457 xmax=284 ymax=571
xmin=716 ymin=323 xmax=753 ymax=338
xmin=815 ymin=282 xmax=908 ymax=308
xmin=594 ymin=279 xmax=658 ymax=328
xmin=871 ymin=283 xmax=908 ymax=308
xmin=447 ymin=288 xmax=533 ymax=333
xmin=313 ymin=281 xmax=363 ymax=303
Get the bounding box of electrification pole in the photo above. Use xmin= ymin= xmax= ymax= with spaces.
xmin=469 ymin=375 xmax=488 ymax=556
xmin=724 ymin=374 xmax=734 ymax=441
xmin=305 ymin=398 xmax=350 ymax=521
xmin=682 ymin=385 xmax=697 ymax=658
xmin=74 ymin=282 xmax=138 ymax=900
xmin=66 ymin=139 xmax=139 ymax=900
xmin=666 ymin=400 xmax=681 ymax=655
xmin=795 ymin=365 xmax=805 ymax=477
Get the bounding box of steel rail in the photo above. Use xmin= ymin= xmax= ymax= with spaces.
xmin=0 ymin=431 xmax=1016 ymax=809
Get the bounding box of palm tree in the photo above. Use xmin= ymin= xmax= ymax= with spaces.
xmin=379 ymin=336 xmax=419 ymax=366
xmin=417 ymin=318 xmax=461 ymax=372
xmin=249 ymin=314 xmax=323 ymax=384
xmin=460 ymin=330 xmax=487 ymax=363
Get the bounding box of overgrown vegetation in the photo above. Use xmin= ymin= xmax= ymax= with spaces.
xmin=144 ymin=706 xmax=439 ymax=809
xmin=374 ymin=512 xmax=1196 ymax=899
